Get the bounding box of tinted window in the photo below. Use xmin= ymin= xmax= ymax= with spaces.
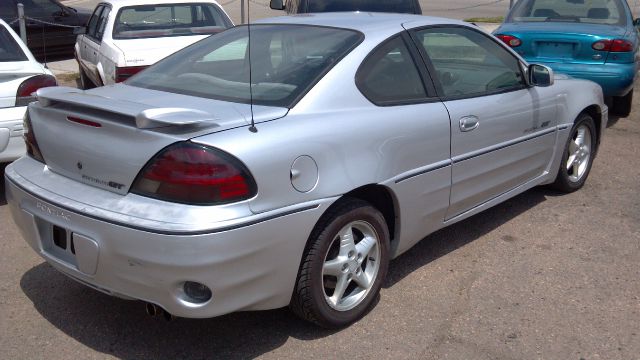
xmin=0 ymin=26 xmax=27 ymax=61
xmin=113 ymin=3 xmax=231 ymax=39
xmin=127 ymin=25 xmax=363 ymax=107
xmin=86 ymin=5 xmax=103 ymax=39
xmin=95 ymin=6 xmax=110 ymax=40
xmin=414 ymin=27 xmax=525 ymax=98
xmin=357 ymin=36 xmax=427 ymax=105
xmin=19 ymin=0 xmax=60 ymax=19
xmin=508 ymin=0 xmax=626 ymax=25
xmin=0 ymin=2 xmax=18 ymax=21
xmin=306 ymin=0 xmax=416 ymax=13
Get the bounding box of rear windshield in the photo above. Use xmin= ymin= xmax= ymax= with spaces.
xmin=126 ymin=25 xmax=363 ymax=107
xmin=306 ymin=0 xmax=417 ymax=14
xmin=113 ymin=3 xmax=232 ymax=39
xmin=507 ymin=0 xmax=627 ymax=25
xmin=0 ymin=26 xmax=27 ymax=62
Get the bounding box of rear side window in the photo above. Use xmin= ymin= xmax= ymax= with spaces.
xmin=113 ymin=3 xmax=231 ymax=39
xmin=356 ymin=36 xmax=427 ymax=106
xmin=0 ymin=26 xmax=28 ymax=62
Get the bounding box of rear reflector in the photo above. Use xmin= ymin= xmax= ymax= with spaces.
xmin=131 ymin=142 xmax=257 ymax=205
xmin=16 ymin=74 xmax=57 ymax=106
xmin=115 ymin=66 xmax=147 ymax=83
xmin=496 ymin=34 xmax=522 ymax=47
xmin=592 ymin=39 xmax=633 ymax=52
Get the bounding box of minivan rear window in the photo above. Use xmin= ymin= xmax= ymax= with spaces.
xmin=113 ymin=3 xmax=231 ymax=39
xmin=0 ymin=26 xmax=27 ymax=62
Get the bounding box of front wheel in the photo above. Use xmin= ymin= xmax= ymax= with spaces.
xmin=550 ymin=113 xmax=597 ymax=192
xmin=79 ymin=66 xmax=95 ymax=90
xmin=290 ymin=198 xmax=390 ymax=328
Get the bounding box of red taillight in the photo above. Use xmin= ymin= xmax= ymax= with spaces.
xmin=131 ymin=142 xmax=257 ymax=205
xmin=496 ymin=34 xmax=522 ymax=47
xmin=23 ymin=111 xmax=45 ymax=163
xmin=16 ymin=74 xmax=57 ymax=106
xmin=592 ymin=39 xmax=633 ymax=52
xmin=115 ymin=66 xmax=147 ymax=83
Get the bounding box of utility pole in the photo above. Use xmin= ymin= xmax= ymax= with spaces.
xmin=17 ymin=3 xmax=27 ymax=44
xmin=241 ymin=0 xmax=245 ymax=24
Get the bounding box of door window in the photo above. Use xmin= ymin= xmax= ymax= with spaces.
xmin=413 ymin=27 xmax=525 ymax=98
xmin=86 ymin=5 xmax=103 ymax=39
xmin=356 ymin=35 xmax=428 ymax=106
xmin=0 ymin=1 xmax=18 ymax=21
xmin=95 ymin=6 xmax=111 ymax=41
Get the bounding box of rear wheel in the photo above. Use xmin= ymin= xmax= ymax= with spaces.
xmin=290 ymin=198 xmax=390 ymax=328
xmin=612 ymin=89 xmax=633 ymax=117
xmin=551 ymin=113 xmax=596 ymax=192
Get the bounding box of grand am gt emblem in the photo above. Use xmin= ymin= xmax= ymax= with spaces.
xmin=81 ymin=174 xmax=125 ymax=190
xmin=36 ymin=201 xmax=70 ymax=221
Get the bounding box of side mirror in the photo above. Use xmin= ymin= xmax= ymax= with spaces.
xmin=270 ymin=0 xmax=285 ymax=10
xmin=528 ymin=64 xmax=554 ymax=87
xmin=73 ymin=26 xmax=86 ymax=35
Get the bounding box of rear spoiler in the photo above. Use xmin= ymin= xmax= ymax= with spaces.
xmin=35 ymin=87 xmax=220 ymax=129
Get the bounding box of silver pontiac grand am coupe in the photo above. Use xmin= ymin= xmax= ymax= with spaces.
xmin=5 ymin=13 xmax=606 ymax=328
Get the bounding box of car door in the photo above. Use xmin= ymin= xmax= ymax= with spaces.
xmin=83 ymin=4 xmax=110 ymax=85
xmin=410 ymin=26 xmax=557 ymax=219
xmin=20 ymin=0 xmax=68 ymax=53
xmin=355 ymin=34 xmax=452 ymax=255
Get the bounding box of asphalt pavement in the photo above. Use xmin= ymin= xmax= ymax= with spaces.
xmin=2 ymin=1 xmax=639 ymax=359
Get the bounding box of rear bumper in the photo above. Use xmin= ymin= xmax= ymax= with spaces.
xmin=531 ymin=60 xmax=636 ymax=97
xmin=5 ymin=159 xmax=334 ymax=318
xmin=0 ymin=106 xmax=26 ymax=163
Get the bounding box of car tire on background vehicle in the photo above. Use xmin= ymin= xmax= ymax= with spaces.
xmin=79 ymin=67 xmax=95 ymax=90
xmin=551 ymin=113 xmax=597 ymax=193
xmin=612 ymin=89 xmax=633 ymax=117
xmin=290 ymin=198 xmax=390 ymax=328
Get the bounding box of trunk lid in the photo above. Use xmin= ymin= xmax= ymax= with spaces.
xmin=29 ymin=84 xmax=287 ymax=195
xmin=113 ymin=35 xmax=212 ymax=67
xmin=496 ymin=22 xmax=628 ymax=64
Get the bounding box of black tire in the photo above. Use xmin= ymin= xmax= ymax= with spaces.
xmin=550 ymin=113 xmax=597 ymax=193
xmin=290 ymin=198 xmax=390 ymax=328
xmin=79 ymin=66 xmax=95 ymax=90
xmin=612 ymin=89 xmax=633 ymax=117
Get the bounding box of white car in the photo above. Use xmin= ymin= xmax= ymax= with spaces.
xmin=75 ymin=0 xmax=233 ymax=88
xmin=0 ymin=19 xmax=56 ymax=164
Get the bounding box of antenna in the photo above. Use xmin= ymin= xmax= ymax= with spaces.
xmin=247 ymin=0 xmax=257 ymax=133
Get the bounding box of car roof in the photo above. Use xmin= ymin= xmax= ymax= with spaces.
xmin=101 ymin=0 xmax=221 ymax=6
xmin=254 ymin=12 xmax=471 ymax=34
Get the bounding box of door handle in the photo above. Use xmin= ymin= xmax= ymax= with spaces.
xmin=459 ymin=116 xmax=479 ymax=132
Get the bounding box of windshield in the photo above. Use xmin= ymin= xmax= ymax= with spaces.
xmin=306 ymin=0 xmax=417 ymax=13
xmin=0 ymin=26 xmax=27 ymax=62
xmin=126 ymin=25 xmax=363 ymax=107
xmin=507 ymin=0 xmax=627 ymax=25
xmin=113 ymin=3 xmax=232 ymax=39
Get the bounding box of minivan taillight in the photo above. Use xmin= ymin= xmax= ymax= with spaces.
xmin=16 ymin=74 xmax=57 ymax=106
xmin=23 ymin=111 xmax=45 ymax=163
xmin=115 ymin=66 xmax=147 ymax=82
xmin=131 ymin=142 xmax=257 ymax=205
xmin=496 ymin=34 xmax=522 ymax=47
xmin=592 ymin=39 xmax=633 ymax=52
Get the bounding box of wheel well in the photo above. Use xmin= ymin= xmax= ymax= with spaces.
xmin=582 ymin=105 xmax=603 ymax=148
xmin=342 ymin=185 xmax=397 ymax=243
